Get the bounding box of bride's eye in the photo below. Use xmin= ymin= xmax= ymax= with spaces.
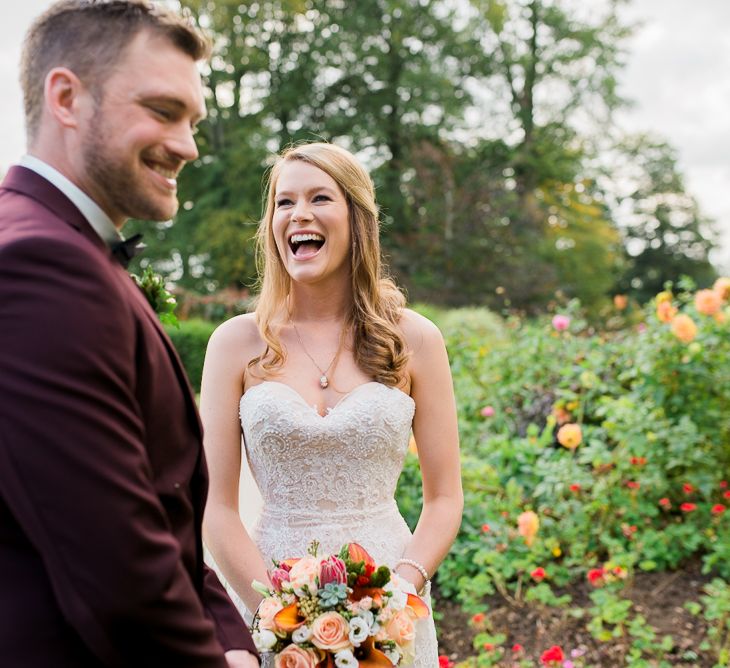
xmin=313 ymin=194 xmax=331 ymax=203
xmin=276 ymin=198 xmax=293 ymax=207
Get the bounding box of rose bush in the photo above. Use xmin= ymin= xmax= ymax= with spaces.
xmin=399 ymin=280 xmax=730 ymax=664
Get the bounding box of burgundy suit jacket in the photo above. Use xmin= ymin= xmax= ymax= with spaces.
xmin=0 ymin=166 xmax=255 ymax=666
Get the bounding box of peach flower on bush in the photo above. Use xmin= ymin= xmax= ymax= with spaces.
xmin=613 ymin=294 xmax=628 ymax=310
xmin=671 ymin=314 xmax=698 ymax=343
xmin=517 ymin=510 xmax=539 ymax=547
xmin=695 ymin=289 xmax=722 ymax=315
xmin=656 ymin=300 xmax=677 ymax=323
xmin=310 ymin=611 xmax=351 ymax=652
xmin=385 ymin=609 xmax=416 ymax=647
xmin=557 ymin=423 xmax=582 ymax=449
xmin=258 ymin=596 xmax=284 ymax=632
xmin=288 ymin=556 xmax=321 ymax=594
xmin=275 ymin=644 xmax=319 ymax=668
xmin=713 ymin=276 xmax=730 ymax=300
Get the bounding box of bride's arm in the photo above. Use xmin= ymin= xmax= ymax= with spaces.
xmin=395 ymin=309 xmax=463 ymax=593
xmin=200 ymin=315 xmax=270 ymax=613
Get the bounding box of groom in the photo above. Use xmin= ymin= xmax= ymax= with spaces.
xmin=0 ymin=2 xmax=257 ymax=666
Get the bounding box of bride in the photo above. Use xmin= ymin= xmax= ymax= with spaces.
xmin=200 ymin=142 xmax=463 ymax=666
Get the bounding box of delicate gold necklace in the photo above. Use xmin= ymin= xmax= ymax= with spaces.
xmin=289 ymin=317 xmax=347 ymax=389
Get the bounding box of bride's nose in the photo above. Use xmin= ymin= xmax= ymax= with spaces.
xmin=291 ymin=199 xmax=313 ymax=222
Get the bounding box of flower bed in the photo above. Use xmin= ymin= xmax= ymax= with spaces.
xmin=399 ymin=278 xmax=730 ymax=666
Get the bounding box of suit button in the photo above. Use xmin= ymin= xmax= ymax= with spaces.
xmin=174 ymin=482 xmax=181 ymax=489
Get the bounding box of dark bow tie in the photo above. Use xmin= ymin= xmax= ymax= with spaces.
xmin=111 ymin=233 xmax=145 ymax=268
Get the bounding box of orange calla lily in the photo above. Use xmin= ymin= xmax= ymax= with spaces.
xmin=347 ymin=543 xmax=375 ymax=568
xmin=280 ymin=557 xmax=300 ymax=571
xmin=355 ymin=636 xmax=393 ymax=667
xmin=405 ymin=592 xmax=430 ymax=619
xmin=273 ymin=602 xmax=306 ymax=632
xmin=316 ymin=652 xmax=335 ymax=668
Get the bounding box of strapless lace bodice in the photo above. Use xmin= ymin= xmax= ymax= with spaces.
xmin=240 ymin=381 xmax=414 ymax=521
xmin=233 ymin=380 xmax=439 ymax=667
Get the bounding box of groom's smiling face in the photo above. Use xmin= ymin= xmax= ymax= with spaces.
xmin=77 ymin=30 xmax=206 ymax=226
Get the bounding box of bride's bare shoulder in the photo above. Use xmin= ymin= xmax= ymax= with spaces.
xmin=206 ymin=313 xmax=264 ymax=363
xmin=398 ymin=307 xmax=444 ymax=354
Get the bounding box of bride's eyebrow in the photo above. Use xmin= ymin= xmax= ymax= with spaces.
xmin=276 ymin=186 xmax=339 ymax=198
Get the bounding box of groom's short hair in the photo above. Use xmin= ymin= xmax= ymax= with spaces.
xmin=20 ymin=0 xmax=211 ymax=143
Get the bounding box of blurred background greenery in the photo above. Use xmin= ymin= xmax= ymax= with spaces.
xmin=127 ymin=0 xmax=719 ymax=315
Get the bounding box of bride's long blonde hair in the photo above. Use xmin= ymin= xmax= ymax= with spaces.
xmin=250 ymin=142 xmax=408 ymax=387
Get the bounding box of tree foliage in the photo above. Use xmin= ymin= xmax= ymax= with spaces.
xmin=128 ymin=0 xmax=718 ymax=310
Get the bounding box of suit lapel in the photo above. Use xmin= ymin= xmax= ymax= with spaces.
xmin=126 ymin=279 xmax=204 ymax=441
xmin=1 ymin=166 xmax=110 ymax=258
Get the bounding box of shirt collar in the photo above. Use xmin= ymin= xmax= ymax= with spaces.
xmin=19 ymin=155 xmax=123 ymax=246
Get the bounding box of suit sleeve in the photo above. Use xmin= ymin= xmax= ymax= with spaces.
xmin=202 ymin=563 xmax=258 ymax=653
xmin=0 ymin=236 xmax=236 ymax=667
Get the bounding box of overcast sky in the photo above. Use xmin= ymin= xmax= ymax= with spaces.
xmin=1 ymin=1 xmax=728 ymax=271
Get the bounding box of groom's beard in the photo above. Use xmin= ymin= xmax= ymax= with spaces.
xmin=82 ymin=111 xmax=181 ymax=223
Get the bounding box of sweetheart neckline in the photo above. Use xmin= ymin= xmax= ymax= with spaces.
xmin=240 ymin=380 xmax=414 ymax=418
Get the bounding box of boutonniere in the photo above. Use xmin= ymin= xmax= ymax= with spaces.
xmin=131 ymin=266 xmax=180 ymax=328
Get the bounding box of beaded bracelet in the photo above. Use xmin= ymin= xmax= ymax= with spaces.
xmin=395 ymin=558 xmax=431 ymax=598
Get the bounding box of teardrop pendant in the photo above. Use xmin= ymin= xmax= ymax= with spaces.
xmin=319 ymin=375 xmax=329 ymax=389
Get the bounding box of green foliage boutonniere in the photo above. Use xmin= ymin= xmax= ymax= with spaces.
xmin=132 ymin=266 xmax=180 ymax=328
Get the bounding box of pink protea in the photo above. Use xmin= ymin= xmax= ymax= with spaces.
xmin=319 ymin=555 xmax=347 ymax=586
xmin=268 ymin=567 xmax=291 ymax=593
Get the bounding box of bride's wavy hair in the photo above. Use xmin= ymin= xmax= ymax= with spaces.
xmin=250 ymin=142 xmax=409 ymax=387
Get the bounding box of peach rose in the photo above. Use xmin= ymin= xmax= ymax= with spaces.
xmin=656 ymin=300 xmax=677 ymax=323
xmin=385 ymin=608 xmax=416 ymax=647
xmin=275 ymin=644 xmax=319 ymax=668
xmin=695 ymin=289 xmax=722 ymax=315
xmin=288 ymin=556 xmax=320 ymax=594
xmin=557 ymin=423 xmax=582 ymax=449
xmin=257 ymin=596 xmax=284 ymax=632
xmin=671 ymin=314 xmax=698 ymax=343
xmin=713 ymin=277 xmax=730 ymax=301
xmin=310 ymin=611 xmax=351 ymax=652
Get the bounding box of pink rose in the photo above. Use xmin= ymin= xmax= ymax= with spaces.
xmin=288 ymin=556 xmax=320 ymax=594
xmin=310 ymin=611 xmax=351 ymax=652
xmin=319 ymin=555 xmax=347 ymax=586
xmin=274 ymin=645 xmax=319 ymax=668
xmin=480 ymin=405 xmax=495 ymax=418
xmin=257 ymin=596 xmax=283 ymax=632
xmin=385 ymin=609 xmax=416 ymax=647
xmin=552 ymin=314 xmax=570 ymax=331
xmin=269 ymin=567 xmax=291 ymax=593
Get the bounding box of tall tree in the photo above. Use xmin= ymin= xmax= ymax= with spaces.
xmin=613 ymin=136 xmax=717 ymax=301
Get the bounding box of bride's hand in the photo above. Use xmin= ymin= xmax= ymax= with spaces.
xmin=225 ymin=649 xmax=259 ymax=667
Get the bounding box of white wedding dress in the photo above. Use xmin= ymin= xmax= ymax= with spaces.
xmin=231 ymin=380 xmax=439 ymax=667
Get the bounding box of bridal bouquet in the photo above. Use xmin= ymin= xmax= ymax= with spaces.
xmin=251 ymin=542 xmax=429 ymax=667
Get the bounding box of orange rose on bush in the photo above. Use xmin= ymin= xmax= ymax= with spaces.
xmin=275 ymin=645 xmax=319 ymax=668
xmin=656 ymin=300 xmax=677 ymax=323
xmin=613 ymin=294 xmax=628 ymax=310
xmin=557 ymin=423 xmax=582 ymax=449
xmin=310 ymin=611 xmax=351 ymax=652
xmin=713 ymin=276 xmax=730 ymax=300
xmin=671 ymin=314 xmax=698 ymax=343
xmin=695 ymin=289 xmax=722 ymax=315
xmin=518 ymin=510 xmax=540 ymax=547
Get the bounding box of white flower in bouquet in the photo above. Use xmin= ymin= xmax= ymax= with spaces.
xmin=252 ymin=629 xmax=277 ymax=651
xmin=334 ymin=649 xmax=358 ymax=667
xmin=384 ymin=648 xmax=401 ymax=665
xmin=347 ymin=616 xmax=369 ymax=646
xmin=291 ymin=625 xmax=312 ymax=644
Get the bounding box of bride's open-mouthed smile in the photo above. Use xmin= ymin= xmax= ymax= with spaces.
xmin=272 ymin=160 xmax=351 ymax=284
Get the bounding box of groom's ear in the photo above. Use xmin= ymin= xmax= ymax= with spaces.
xmin=43 ymin=67 xmax=91 ymax=131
